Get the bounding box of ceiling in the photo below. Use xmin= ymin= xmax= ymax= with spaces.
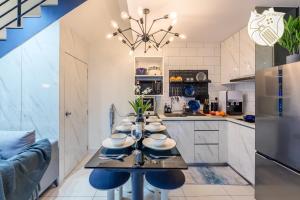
xmin=62 ymin=0 xmax=300 ymax=43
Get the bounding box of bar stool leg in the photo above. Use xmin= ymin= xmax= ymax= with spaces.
xmin=154 ymin=188 xmax=160 ymax=200
xmin=161 ymin=189 xmax=168 ymax=200
xmin=107 ymin=189 xmax=115 ymax=200
xmin=118 ymin=186 xmax=123 ymax=200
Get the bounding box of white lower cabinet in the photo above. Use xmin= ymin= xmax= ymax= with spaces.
xmin=163 ymin=121 xmax=195 ymax=163
xmin=228 ymin=122 xmax=255 ymax=184
xmin=195 ymin=145 xmax=219 ymax=163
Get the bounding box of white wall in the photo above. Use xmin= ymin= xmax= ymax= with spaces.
xmin=87 ymin=0 xmax=134 ymax=150
xmin=0 ymin=22 xmax=60 ymax=140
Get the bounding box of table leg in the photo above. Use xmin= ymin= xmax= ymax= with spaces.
xmin=107 ymin=189 xmax=114 ymax=200
xmin=131 ymin=172 xmax=144 ymax=200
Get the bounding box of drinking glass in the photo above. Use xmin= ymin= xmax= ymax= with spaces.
xmin=131 ymin=125 xmax=143 ymax=154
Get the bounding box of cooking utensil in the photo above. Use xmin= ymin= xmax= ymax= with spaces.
xmin=196 ymin=72 xmax=207 ymax=81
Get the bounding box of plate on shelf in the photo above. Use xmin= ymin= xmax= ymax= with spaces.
xmin=196 ymin=72 xmax=207 ymax=81
xmin=146 ymin=118 xmax=162 ymax=123
xmin=102 ymin=137 xmax=135 ymax=149
xmin=143 ymin=138 xmax=176 ymax=150
xmin=145 ymin=125 xmax=166 ymax=132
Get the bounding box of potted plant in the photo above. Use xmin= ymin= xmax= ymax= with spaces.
xmin=129 ymin=86 xmax=152 ymax=115
xmin=278 ymin=16 xmax=300 ymax=64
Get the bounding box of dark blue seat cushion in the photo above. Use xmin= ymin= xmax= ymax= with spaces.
xmin=89 ymin=170 xmax=130 ymax=190
xmin=146 ymin=170 xmax=185 ymax=190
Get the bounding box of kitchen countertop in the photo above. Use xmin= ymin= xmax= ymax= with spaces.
xmin=158 ymin=114 xmax=255 ymax=129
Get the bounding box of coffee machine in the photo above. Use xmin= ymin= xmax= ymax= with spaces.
xmin=219 ymin=91 xmax=243 ymax=115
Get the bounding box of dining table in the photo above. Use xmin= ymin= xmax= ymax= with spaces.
xmin=84 ymin=128 xmax=188 ymax=200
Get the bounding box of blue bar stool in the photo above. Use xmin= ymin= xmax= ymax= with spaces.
xmin=89 ymin=169 xmax=130 ymax=200
xmin=145 ymin=170 xmax=185 ymax=200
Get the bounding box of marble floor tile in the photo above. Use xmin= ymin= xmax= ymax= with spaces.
xmin=41 ymin=197 xmax=93 ymax=200
xmin=185 ymin=196 xmax=232 ymax=200
xmin=42 ymin=169 xmax=96 ymax=197
xmin=169 ymin=188 xmax=185 ymax=197
xmin=182 ymin=185 xmax=227 ymax=196
xmin=231 ymin=196 xmax=255 ymax=200
xmin=222 ymin=186 xmax=254 ymax=196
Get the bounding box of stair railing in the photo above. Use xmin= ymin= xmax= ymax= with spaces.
xmin=0 ymin=0 xmax=47 ymax=30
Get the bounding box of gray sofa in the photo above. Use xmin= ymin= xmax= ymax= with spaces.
xmin=0 ymin=130 xmax=59 ymax=196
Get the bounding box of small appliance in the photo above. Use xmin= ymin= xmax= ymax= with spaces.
xmin=142 ymin=97 xmax=156 ymax=116
xmin=219 ymin=91 xmax=243 ymax=115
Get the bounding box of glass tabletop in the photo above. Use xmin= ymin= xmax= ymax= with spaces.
xmin=84 ymin=130 xmax=188 ymax=170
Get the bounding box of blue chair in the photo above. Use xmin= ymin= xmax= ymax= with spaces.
xmin=146 ymin=170 xmax=185 ymax=200
xmin=89 ymin=169 xmax=130 ymax=200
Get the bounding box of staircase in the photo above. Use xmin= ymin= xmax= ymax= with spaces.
xmin=0 ymin=0 xmax=86 ymax=58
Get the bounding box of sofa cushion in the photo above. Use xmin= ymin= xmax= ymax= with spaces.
xmin=0 ymin=130 xmax=36 ymax=159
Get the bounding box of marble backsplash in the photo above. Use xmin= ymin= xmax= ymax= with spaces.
xmin=0 ymin=22 xmax=60 ymax=140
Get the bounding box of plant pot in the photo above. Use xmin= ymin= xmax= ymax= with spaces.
xmin=286 ymin=54 xmax=300 ymax=64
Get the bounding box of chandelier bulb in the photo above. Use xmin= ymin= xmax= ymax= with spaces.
xmin=169 ymin=37 xmax=174 ymax=42
xmin=179 ymin=34 xmax=186 ymax=39
xmin=138 ymin=7 xmax=144 ymax=17
xmin=121 ymin=11 xmax=129 ymax=20
xmin=111 ymin=20 xmax=119 ymax=29
xmin=129 ymin=50 xmax=134 ymax=55
xmin=169 ymin=12 xmax=177 ymax=20
xmin=106 ymin=34 xmax=113 ymax=39
xmin=118 ymin=36 xmax=123 ymax=41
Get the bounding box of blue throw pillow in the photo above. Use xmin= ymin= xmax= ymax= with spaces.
xmin=0 ymin=130 xmax=36 ymax=160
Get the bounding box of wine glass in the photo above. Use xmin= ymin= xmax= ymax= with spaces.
xmin=131 ymin=125 xmax=143 ymax=154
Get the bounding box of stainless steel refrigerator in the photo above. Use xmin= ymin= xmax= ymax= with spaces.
xmin=256 ymin=62 xmax=300 ymax=200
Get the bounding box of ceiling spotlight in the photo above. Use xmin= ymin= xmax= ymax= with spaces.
xmin=121 ymin=11 xmax=129 ymax=20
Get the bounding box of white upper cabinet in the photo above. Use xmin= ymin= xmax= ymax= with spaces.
xmin=221 ymin=26 xmax=255 ymax=84
xmin=239 ymin=27 xmax=255 ymax=77
xmin=221 ymin=32 xmax=240 ymax=84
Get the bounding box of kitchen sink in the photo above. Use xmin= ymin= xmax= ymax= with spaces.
xmin=164 ymin=113 xmax=187 ymax=117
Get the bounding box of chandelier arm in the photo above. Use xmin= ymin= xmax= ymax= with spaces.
xmin=147 ymin=20 xmax=157 ymax=35
xmin=130 ymin=28 xmax=143 ymax=36
xmin=149 ymin=29 xmax=164 ymax=36
xmin=160 ymin=29 xmax=177 ymax=35
xmin=158 ymin=30 xmax=171 ymax=45
xmin=133 ymin=39 xmax=143 ymax=49
xmin=119 ymin=32 xmax=133 ymax=46
xmin=132 ymin=18 xmax=144 ymax=34
xmin=151 ymin=35 xmax=158 ymax=45
xmin=145 ymin=13 xmax=147 ymax=34
xmin=144 ymin=41 xmax=146 ymax=53
xmin=133 ymin=35 xmax=140 ymax=46
xmin=149 ymin=40 xmax=158 ymax=51
xmin=122 ymin=40 xmax=132 ymax=49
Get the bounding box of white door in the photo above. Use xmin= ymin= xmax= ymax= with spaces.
xmin=64 ymin=53 xmax=88 ymax=175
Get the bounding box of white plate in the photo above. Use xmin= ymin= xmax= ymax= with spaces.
xmin=146 ymin=118 xmax=162 ymax=123
xmin=143 ymin=138 xmax=176 ymax=150
xmin=122 ymin=117 xmax=135 ymax=123
xmin=145 ymin=125 xmax=166 ymax=132
xmin=102 ymin=137 xmax=135 ymax=149
xmin=115 ymin=125 xmax=133 ymax=132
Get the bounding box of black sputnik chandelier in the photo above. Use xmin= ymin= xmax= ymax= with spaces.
xmin=106 ymin=8 xmax=186 ymax=54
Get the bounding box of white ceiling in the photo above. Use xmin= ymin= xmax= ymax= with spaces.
xmin=62 ymin=0 xmax=300 ymax=43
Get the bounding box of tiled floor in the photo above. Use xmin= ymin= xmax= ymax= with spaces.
xmin=41 ymin=154 xmax=255 ymax=200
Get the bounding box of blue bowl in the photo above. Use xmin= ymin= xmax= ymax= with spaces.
xmin=243 ymin=115 xmax=255 ymax=123
xmin=188 ymin=100 xmax=200 ymax=113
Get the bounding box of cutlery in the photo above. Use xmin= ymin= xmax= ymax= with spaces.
xmin=149 ymin=154 xmax=177 ymax=159
xmin=99 ymin=154 xmax=127 ymax=160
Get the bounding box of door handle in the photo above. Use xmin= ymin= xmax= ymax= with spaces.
xmin=65 ymin=111 xmax=72 ymax=117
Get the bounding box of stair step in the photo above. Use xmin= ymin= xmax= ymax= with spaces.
xmin=42 ymin=0 xmax=58 ymax=6
xmin=23 ymin=6 xmax=41 ymax=17
xmin=0 ymin=0 xmax=18 ymax=16
xmin=0 ymin=29 xmax=7 ymax=40
xmin=6 ymin=20 xmax=22 ymax=29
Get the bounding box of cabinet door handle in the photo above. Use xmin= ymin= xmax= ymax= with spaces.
xmin=65 ymin=112 xmax=72 ymax=117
